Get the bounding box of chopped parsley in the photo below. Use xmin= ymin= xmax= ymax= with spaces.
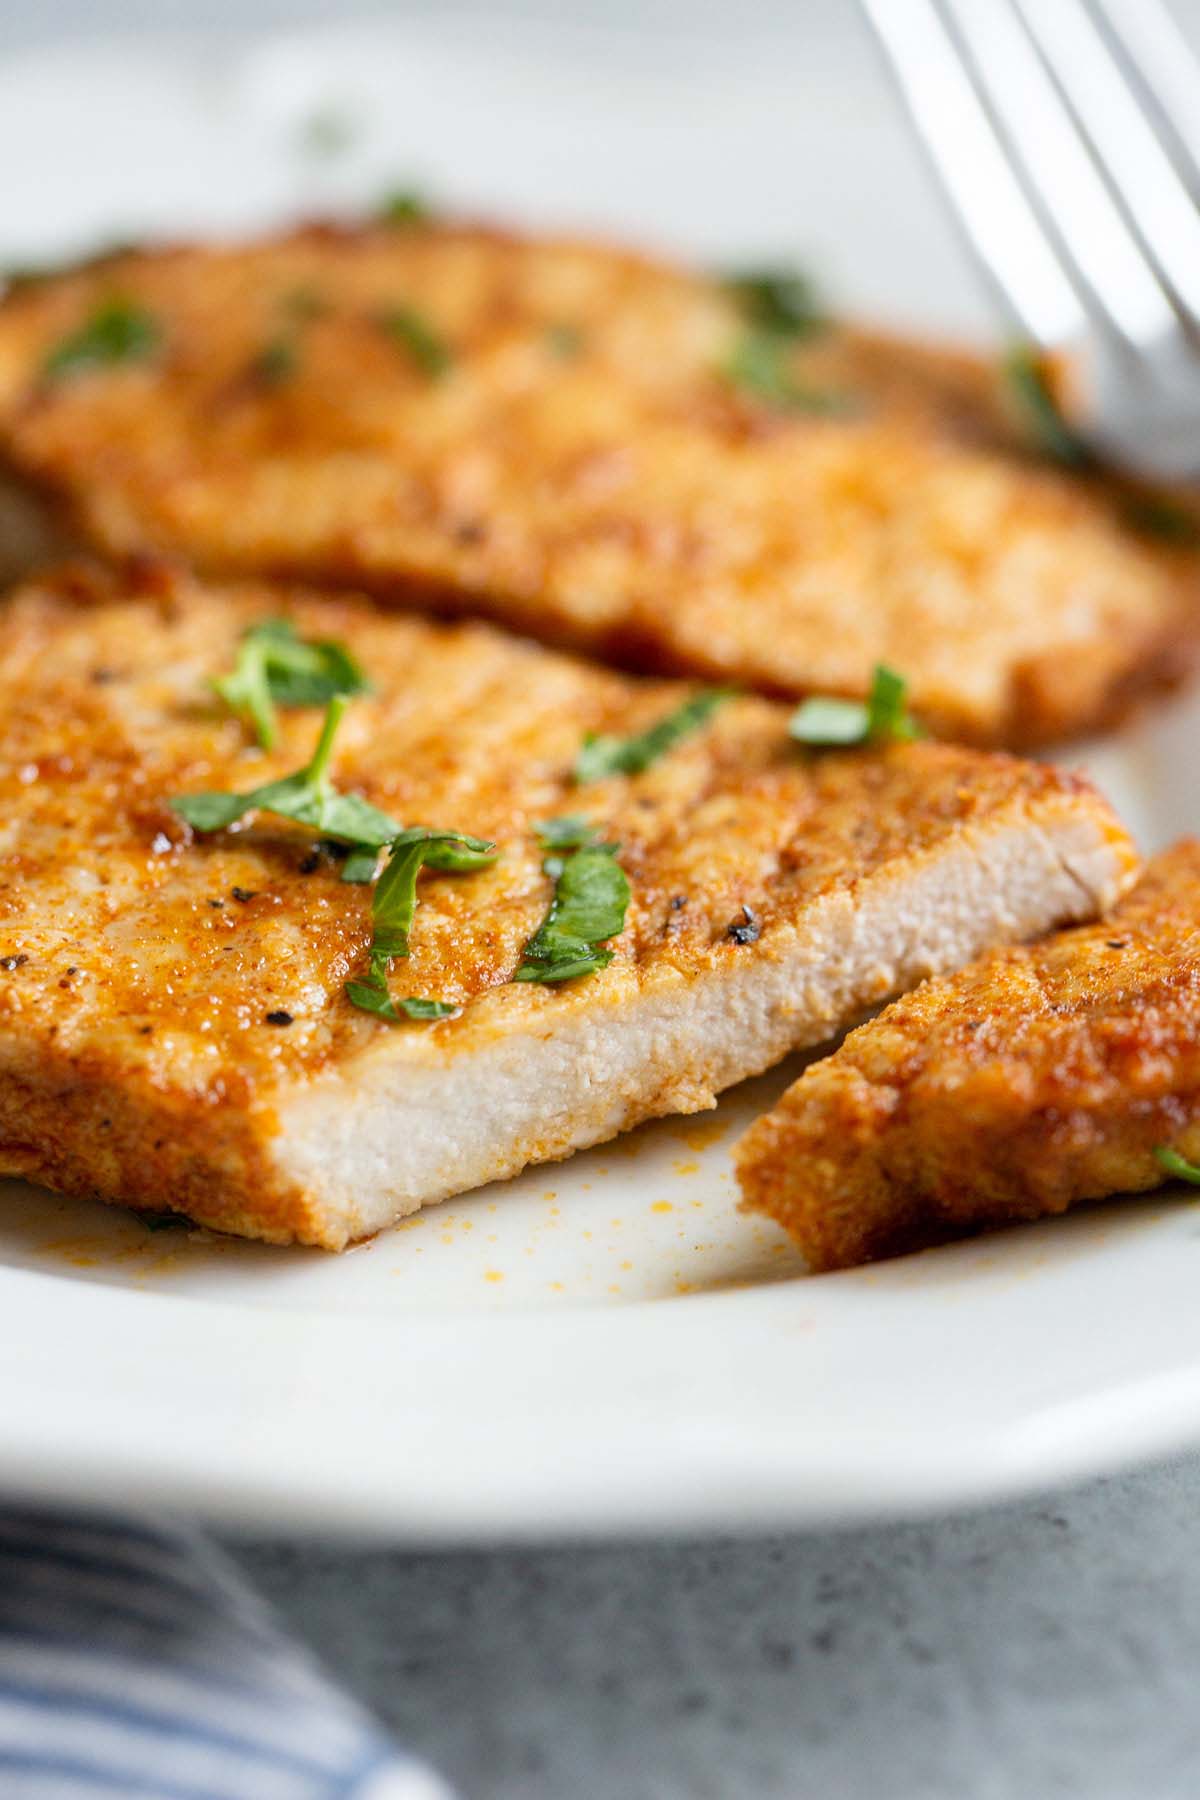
xmin=213 ymin=618 xmax=369 ymax=750
xmin=515 ymin=840 xmax=631 ymax=984
xmin=1002 ymin=344 xmax=1091 ymax=469
xmin=1154 ymin=1146 xmax=1200 ymax=1185
xmin=1121 ymin=494 xmax=1200 ymax=548
xmin=171 ymin=694 xmax=400 ymax=848
xmin=378 ymin=188 xmax=432 ymax=227
xmin=43 ymin=298 xmax=160 ymax=381
xmin=726 ymin=267 xmax=826 ymax=340
xmin=535 ymin=815 xmax=601 ymax=850
xmin=379 ymin=305 xmax=451 ymax=378
xmin=546 ymin=323 xmax=585 ymax=359
xmin=722 ymin=327 xmax=851 ymax=415
xmin=722 ymin=264 xmax=843 ymax=413
xmin=249 ymin=339 xmax=297 ymax=387
xmin=789 ymin=665 xmax=921 ymax=747
xmin=344 ymin=827 xmax=497 ymax=1021
xmin=300 ymin=107 xmax=355 ymax=158
xmin=574 ymin=689 xmax=731 ymax=784
xmin=282 ymin=286 xmax=328 ymax=323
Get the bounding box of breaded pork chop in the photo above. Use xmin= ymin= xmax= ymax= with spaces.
xmin=736 ymin=843 xmax=1200 ymax=1271
xmin=0 ymin=562 xmax=1135 ymax=1248
xmin=0 ymin=222 xmax=1193 ymax=746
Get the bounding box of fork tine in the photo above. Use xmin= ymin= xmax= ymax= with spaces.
xmin=1094 ymin=0 xmax=1200 ymax=192
xmin=945 ymin=0 xmax=1179 ymax=353
xmin=861 ymin=0 xmax=1084 ymax=344
xmin=1014 ymin=0 xmax=1200 ymax=331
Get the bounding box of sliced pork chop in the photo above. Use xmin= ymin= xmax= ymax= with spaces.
xmin=0 ymin=561 xmax=1136 ymax=1247
xmin=0 ymin=222 xmax=1194 ymax=745
xmin=736 ymin=842 xmax=1200 ymax=1271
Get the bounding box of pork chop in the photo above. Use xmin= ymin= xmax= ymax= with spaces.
xmin=736 ymin=842 xmax=1200 ymax=1270
xmin=0 ymin=560 xmax=1136 ymax=1247
xmin=0 ymin=222 xmax=1193 ymax=745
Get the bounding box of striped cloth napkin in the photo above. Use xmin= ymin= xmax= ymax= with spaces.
xmin=0 ymin=1503 xmax=454 ymax=1799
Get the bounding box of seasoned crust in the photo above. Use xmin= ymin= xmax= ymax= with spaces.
xmin=0 ymin=221 xmax=1195 ymax=746
xmin=0 ymin=560 xmax=1136 ymax=1246
xmin=736 ymin=842 xmax=1200 ymax=1271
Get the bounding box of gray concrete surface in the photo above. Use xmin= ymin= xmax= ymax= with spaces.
xmin=228 ymin=1452 xmax=1200 ymax=1799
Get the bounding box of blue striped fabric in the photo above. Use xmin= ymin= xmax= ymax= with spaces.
xmin=0 ymin=1506 xmax=454 ymax=1800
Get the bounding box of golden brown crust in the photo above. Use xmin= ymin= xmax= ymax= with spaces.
xmin=736 ymin=842 xmax=1200 ymax=1270
xmin=0 ymin=559 xmax=1136 ymax=1243
xmin=0 ymin=221 xmax=1194 ymax=745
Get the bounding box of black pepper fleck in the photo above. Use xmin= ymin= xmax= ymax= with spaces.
xmin=727 ymin=905 xmax=761 ymax=945
xmin=65 ymin=966 xmax=78 ymax=976
xmin=1106 ymin=939 xmax=1127 ymax=950
xmin=670 ymin=895 xmax=688 ymax=910
xmin=265 ymin=1010 xmax=294 ymax=1026
xmin=0 ymin=954 xmax=28 ymax=971
xmin=298 ymin=850 xmax=322 ymax=874
xmin=208 ymin=898 xmax=224 ymax=909
xmin=231 ymin=887 xmax=258 ymax=903
xmin=453 ymin=519 xmax=486 ymax=546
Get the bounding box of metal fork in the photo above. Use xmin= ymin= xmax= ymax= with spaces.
xmin=861 ymin=0 xmax=1200 ymax=477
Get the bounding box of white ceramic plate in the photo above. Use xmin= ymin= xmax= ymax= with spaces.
xmin=3 ymin=11 xmax=1200 ymax=1542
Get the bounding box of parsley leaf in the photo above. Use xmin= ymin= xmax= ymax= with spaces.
xmin=534 ymin=815 xmax=600 ymax=850
xmin=378 ymin=189 xmax=432 ymax=227
xmin=545 ymin=323 xmax=585 ymax=359
xmin=789 ymin=664 xmax=921 ymax=747
xmin=379 ymin=305 xmax=451 ymax=378
xmin=43 ymin=298 xmax=160 ymax=381
xmin=344 ymin=985 xmax=459 ymax=1021
xmin=345 ymin=827 xmax=497 ymax=1022
xmin=249 ymin=339 xmax=297 ymax=386
xmin=723 ymin=328 xmax=852 ymax=415
xmin=1154 ymin=1146 xmax=1200 ymax=1185
xmin=1121 ymin=494 xmax=1200 ymax=548
xmin=213 ymin=618 xmax=369 ymax=749
xmin=574 ymin=689 xmax=731 ymax=784
xmin=1002 ymin=344 xmax=1092 ymax=469
xmin=515 ymin=842 xmax=630 ymax=984
xmin=726 ymin=267 xmax=826 ymax=339
xmin=171 ymin=695 xmax=400 ymax=846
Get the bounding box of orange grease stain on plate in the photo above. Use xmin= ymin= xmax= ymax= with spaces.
xmin=671 ymin=1159 xmax=699 ymax=1177
xmin=650 ymin=1201 xmax=674 ymax=1215
xmin=672 ymin=1119 xmax=729 ymax=1154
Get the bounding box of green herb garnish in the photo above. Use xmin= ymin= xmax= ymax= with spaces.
xmin=345 ymin=827 xmax=497 ymax=1021
xmin=723 ymin=328 xmax=851 ymax=415
xmin=515 ymin=841 xmax=631 ymax=984
xmin=172 ymin=695 xmax=400 ymax=847
xmin=545 ymin=323 xmax=585 ymax=359
xmin=726 ymin=267 xmax=825 ymax=339
xmin=535 ymin=816 xmax=600 ymax=850
xmin=378 ymin=189 xmax=432 ymax=228
xmin=1154 ymin=1146 xmax=1200 ymax=1185
xmin=43 ymin=298 xmax=160 ymax=381
xmin=213 ymin=618 xmax=369 ymax=750
xmin=282 ymin=286 xmax=328 ymax=323
xmin=789 ymin=664 xmax=920 ymax=747
xmin=300 ymin=107 xmax=355 ymax=158
xmin=1121 ymin=494 xmax=1200 ymax=548
xmin=574 ymin=689 xmax=731 ymax=784
xmin=249 ymin=339 xmax=297 ymax=387
xmin=1002 ymin=344 xmax=1091 ymax=469
xmin=379 ymin=305 xmax=451 ymax=378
